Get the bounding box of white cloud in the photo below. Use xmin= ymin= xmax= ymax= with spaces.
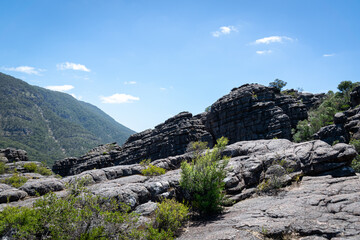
xmin=160 ymin=87 xmax=166 ymax=91
xmin=323 ymin=53 xmax=335 ymax=57
xmin=124 ymin=81 xmax=137 ymax=85
xmin=256 ymin=50 xmax=273 ymax=55
xmin=100 ymin=93 xmax=140 ymax=104
xmin=57 ymin=62 xmax=90 ymax=72
xmin=3 ymin=66 xmax=45 ymax=75
xmin=254 ymin=36 xmax=293 ymax=44
xmin=212 ymin=26 xmax=237 ymax=37
xmin=45 ymin=85 xmax=74 ymax=92
xmin=70 ymin=93 xmax=83 ymax=100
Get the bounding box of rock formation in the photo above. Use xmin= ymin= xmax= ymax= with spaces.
xmin=0 ymin=148 xmax=28 ymax=163
xmin=53 ymin=84 xmax=310 ymax=177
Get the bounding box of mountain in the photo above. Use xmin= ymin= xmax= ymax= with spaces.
xmin=0 ymin=72 xmax=135 ymax=165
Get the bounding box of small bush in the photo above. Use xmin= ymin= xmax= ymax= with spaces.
xmin=141 ymin=164 xmax=166 ymax=176
xmin=153 ymin=199 xmax=189 ymax=234
xmin=23 ymin=162 xmax=53 ymax=176
xmin=350 ymin=139 xmax=360 ymax=173
xmin=1 ymin=173 xmax=28 ymax=188
xmin=0 ymin=162 xmax=8 ymax=174
xmin=23 ymin=162 xmax=38 ymax=172
xmin=180 ymin=137 xmax=229 ymax=215
xmin=140 ymin=159 xmax=151 ymax=167
xmin=36 ymin=166 xmax=53 ymax=176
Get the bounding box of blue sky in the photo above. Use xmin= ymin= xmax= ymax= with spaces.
xmin=1 ymin=0 xmax=359 ymax=132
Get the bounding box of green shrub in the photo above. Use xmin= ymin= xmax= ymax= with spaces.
xmin=141 ymin=164 xmax=166 ymax=176
xmin=269 ymin=79 xmax=287 ymax=91
xmin=0 ymin=180 xmax=141 ymax=239
xmin=153 ymin=198 xmax=189 ymax=234
xmin=23 ymin=162 xmax=38 ymax=172
xmin=180 ymin=137 xmax=229 ymax=215
xmin=36 ymin=166 xmax=53 ymax=176
xmin=1 ymin=173 xmax=28 ymax=188
xmin=350 ymin=139 xmax=360 ymax=173
xmin=140 ymin=159 xmax=151 ymax=167
xmin=23 ymin=162 xmax=53 ymax=176
xmin=0 ymin=162 xmax=8 ymax=174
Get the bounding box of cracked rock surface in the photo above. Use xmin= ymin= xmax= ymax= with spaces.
xmin=178 ymin=174 xmax=360 ymax=240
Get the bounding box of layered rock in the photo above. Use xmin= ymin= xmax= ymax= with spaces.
xmin=54 ymin=84 xmax=310 ymax=176
xmin=53 ymin=112 xmax=212 ymax=176
xmin=178 ymin=174 xmax=360 ymax=240
xmin=314 ymin=106 xmax=360 ymax=144
xmin=0 ymin=148 xmax=28 ymax=163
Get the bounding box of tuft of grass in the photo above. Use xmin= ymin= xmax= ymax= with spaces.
xmin=1 ymin=173 xmax=28 ymax=188
xmin=141 ymin=164 xmax=166 ymax=176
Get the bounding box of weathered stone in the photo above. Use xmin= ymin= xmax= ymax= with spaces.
xmin=178 ymin=175 xmax=360 ymax=239
xmin=19 ymin=178 xmax=65 ymax=196
xmin=53 ymin=84 xmax=310 ymax=177
xmin=0 ymin=183 xmax=28 ymax=203
xmin=0 ymin=148 xmax=28 ymax=163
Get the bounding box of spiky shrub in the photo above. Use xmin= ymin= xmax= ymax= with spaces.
xmin=180 ymin=137 xmax=229 ymax=215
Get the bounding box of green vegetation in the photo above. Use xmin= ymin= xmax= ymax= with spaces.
xmin=257 ymin=158 xmax=295 ymax=193
xmin=152 ymin=198 xmax=189 ymax=236
xmin=141 ymin=164 xmax=166 ymax=176
xmin=180 ymin=137 xmax=229 ymax=215
xmin=139 ymin=159 xmax=151 ymax=167
xmin=0 ymin=179 xmax=188 ymax=240
xmin=269 ymin=79 xmax=287 ymax=91
xmin=293 ymin=80 xmax=359 ymax=142
xmin=0 ymin=162 xmax=8 ymax=174
xmin=0 ymin=72 xmax=135 ymax=165
xmin=1 ymin=173 xmax=28 ymax=188
xmin=349 ymin=139 xmax=360 ymax=173
xmin=23 ymin=162 xmax=53 ymax=176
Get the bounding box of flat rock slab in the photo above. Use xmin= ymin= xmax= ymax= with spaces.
xmin=177 ymin=175 xmax=360 ymax=240
xmin=19 ymin=178 xmax=65 ymax=196
xmin=0 ymin=183 xmax=27 ymax=203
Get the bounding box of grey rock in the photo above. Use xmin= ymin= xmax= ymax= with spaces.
xmin=19 ymin=178 xmax=65 ymax=196
xmin=53 ymin=84 xmax=309 ymax=177
xmin=0 ymin=148 xmax=28 ymax=163
xmin=0 ymin=183 xmax=28 ymax=203
xmin=178 ymin=175 xmax=360 ymax=240
xmin=134 ymin=201 xmax=158 ymax=216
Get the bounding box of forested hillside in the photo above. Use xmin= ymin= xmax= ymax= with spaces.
xmin=0 ymin=73 xmax=135 ymax=165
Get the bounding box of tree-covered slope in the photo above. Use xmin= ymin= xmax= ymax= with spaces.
xmin=0 ymin=72 xmax=135 ymax=165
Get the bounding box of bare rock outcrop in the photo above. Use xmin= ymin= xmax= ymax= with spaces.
xmin=53 ymin=84 xmax=310 ymax=177
xmin=178 ymin=174 xmax=360 ymax=240
xmin=0 ymin=148 xmax=28 ymax=163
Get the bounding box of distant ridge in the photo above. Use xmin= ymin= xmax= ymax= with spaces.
xmin=0 ymin=72 xmax=135 ymax=165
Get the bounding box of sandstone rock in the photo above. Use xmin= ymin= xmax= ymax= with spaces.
xmin=54 ymin=84 xmax=309 ymax=177
xmin=0 ymin=183 xmax=28 ymax=203
xmin=177 ymin=175 xmax=360 ymax=240
xmin=0 ymin=148 xmax=28 ymax=163
xmin=350 ymin=85 xmax=360 ymax=107
xmin=19 ymin=178 xmax=65 ymax=196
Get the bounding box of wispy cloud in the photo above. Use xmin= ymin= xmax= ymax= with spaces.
xmin=323 ymin=53 xmax=335 ymax=57
xmin=212 ymin=26 xmax=237 ymax=37
xmin=254 ymin=36 xmax=293 ymax=44
xmin=3 ymin=66 xmax=45 ymax=75
xmin=57 ymin=62 xmax=90 ymax=72
xmin=45 ymin=85 xmax=74 ymax=92
xmin=160 ymin=87 xmax=166 ymax=91
xmin=256 ymin=50 xmax=273 ymax=55
xmin=70 ymin=93 xmax=83 ymax=100
xmin=100 ymin=93 xmax=140 ymax=104
xmin=124 ymin=81 xmax=137 ymax=85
